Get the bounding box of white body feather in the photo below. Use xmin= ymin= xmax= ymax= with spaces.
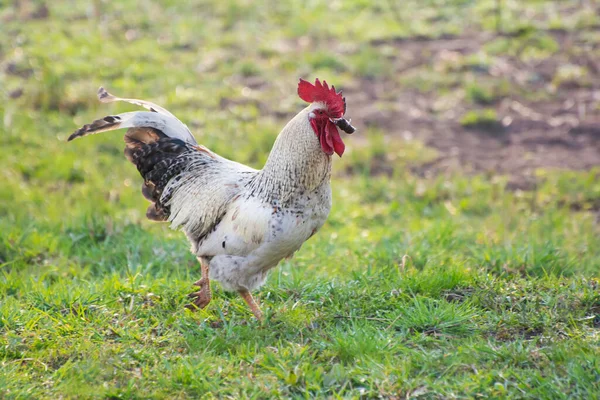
xmin=165 ymin=106 xmax=333 ymax=291
xmin=71 ymin=91 xmax=334 ymax=293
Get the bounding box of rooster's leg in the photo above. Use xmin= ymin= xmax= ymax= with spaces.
xmin=186 ymin=257 xmax=211 ymax=310
xmin=238 ymin=290 xmax=263 ymax=321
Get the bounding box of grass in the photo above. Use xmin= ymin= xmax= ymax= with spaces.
xmin=1 ymin=0 xmax=600 ymax=398
xmin=460 ymin=109 xmax=503 ymax=132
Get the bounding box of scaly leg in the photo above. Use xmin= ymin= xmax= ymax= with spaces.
xmin=238 ymin=290 xmax=263 ymax=321
xmin=186 ymin=257 xmax=211 ymax=310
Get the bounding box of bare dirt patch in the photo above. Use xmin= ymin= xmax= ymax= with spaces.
xmin=347 ymin=29 xmax=600 ymax=184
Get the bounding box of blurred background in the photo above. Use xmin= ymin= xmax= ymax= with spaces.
xmin=2 ymin=2 xmax=600 ymax=396
xmin=1 ymin=1 xmax=599 ymax=272
xmin=2 ymin=0 xmax=599 ymax=183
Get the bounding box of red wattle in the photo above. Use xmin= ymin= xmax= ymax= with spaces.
xmin=326 ymin=120 xmax=345 ymax=156
xmin=312 ymin=117 xmax=345 ymax=156
xmin=320 ymin=131 xmax=333 ymax=155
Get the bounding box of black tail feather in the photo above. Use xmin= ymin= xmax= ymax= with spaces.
xmin=68 ymin=115 xmax=122 ymax=141
xmin=128 ymin=138 xmax=192 ymax=219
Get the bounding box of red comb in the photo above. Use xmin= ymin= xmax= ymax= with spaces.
xmin=298 ymin=78 xmax=346 ymax=118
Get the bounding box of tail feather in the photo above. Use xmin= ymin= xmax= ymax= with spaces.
xmin=68 ymin=112 xmax=133 ymax=141
xmin=69 ymin=87 xmax=202 ymax=223
xmin=69 ymin=111 xmax=196 ymax=144
xmin=127 ymin=137 xmax=192 ymax=219
xmin=141 ymin=182 xmax=155 ymax=201
xmin=146 ymin=203 xmax=168 ymax=221
xmin=97 ymin=87 xmax=178 ymax=120
xmin=68 ymin=87 xmax=197 ymax=145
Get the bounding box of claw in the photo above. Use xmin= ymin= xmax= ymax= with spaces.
xmin=186 ymin=289 xmax=211 ymax=310
xmin=187 ymin=257 xmax=212 ymax=311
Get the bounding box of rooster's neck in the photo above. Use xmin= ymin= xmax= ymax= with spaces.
xmin=248 ymin=108 xmax=331 ymax=203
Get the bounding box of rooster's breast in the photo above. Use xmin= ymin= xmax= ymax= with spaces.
xmin=262 ymin=182 xmax=333 ymax=264
xmin=196 ymin=182 xmax=332 ymax=265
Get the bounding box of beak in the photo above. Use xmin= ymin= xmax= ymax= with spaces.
xmin=331 ymin=117 xmax=356 ymax=134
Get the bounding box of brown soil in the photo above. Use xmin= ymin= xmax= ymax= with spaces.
xmin=346 ymin=29 xmax=600 ymax=185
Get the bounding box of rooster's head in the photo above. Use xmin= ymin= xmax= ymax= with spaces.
xmin=298 ymin=78 xmax=355 ymax=157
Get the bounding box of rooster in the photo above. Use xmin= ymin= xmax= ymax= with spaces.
xmin=68 ymin=79 xmax=355 ymax=320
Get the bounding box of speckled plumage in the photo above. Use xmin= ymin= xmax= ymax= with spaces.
xmin=158 ymin=106 xmax=333 ymax=292
xmin=69 ymin=82 xmax=352 ymax=318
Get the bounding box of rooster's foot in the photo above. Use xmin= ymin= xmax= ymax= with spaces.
xmin=193 ymin=277 xmax=208 ymax=288
xmin=238 ymin=290 xmax=263 ymax=321
xmin=186 ymin=280 xmax=211 ymax=310
xmin=186 ymin=290 xmax=211 ymax=310
xmin=186 ymin=258 xmax=211 ymax=311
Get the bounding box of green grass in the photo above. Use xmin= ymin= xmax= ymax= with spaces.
xmin=2 ymin=0 xmax=600 ymax=398
xmin=460 ymin=109 xmax=503 ymax=132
